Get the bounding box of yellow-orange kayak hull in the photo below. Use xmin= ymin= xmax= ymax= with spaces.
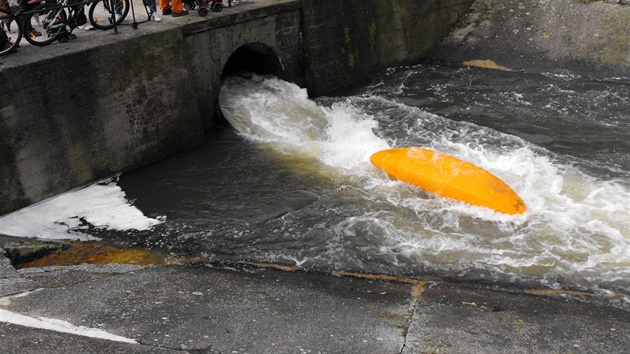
xmin=371 ymin=147 xmax=527 ymax=215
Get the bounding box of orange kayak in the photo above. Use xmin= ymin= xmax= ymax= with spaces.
xmin=371 ymin=147 xmax=527 ymax=215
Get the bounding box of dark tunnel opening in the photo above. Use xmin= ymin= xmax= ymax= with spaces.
xmin=214 ymin=43 xmax=285 ymax=126
xmin=221 ymin=43 xmax=284 ymax=80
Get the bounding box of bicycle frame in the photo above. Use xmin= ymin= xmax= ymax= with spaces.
xmin=0 ymin=7 xmax=21 ymax=55
xmin=16 ymin=0 xmax=101 ymax=46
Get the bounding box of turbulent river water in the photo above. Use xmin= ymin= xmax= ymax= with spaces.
xmin=9 ymin=63 xmax=629 ymax=299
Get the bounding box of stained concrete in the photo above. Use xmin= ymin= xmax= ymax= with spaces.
xmin=429 ymin=0 xmax=630 ymax=77
xmin=1 ymin=238 xmax=629 ymax=354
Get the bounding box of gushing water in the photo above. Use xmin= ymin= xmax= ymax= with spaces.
xmin=217 ymin=73 xmax=630 ymax=295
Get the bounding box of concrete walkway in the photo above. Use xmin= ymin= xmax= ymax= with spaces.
xmin=0 ymin=0 xmax=261 ymax=68
xmin=1 ymin=235 xmax=630 ymax=354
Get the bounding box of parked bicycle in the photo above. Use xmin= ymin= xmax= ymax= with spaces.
xmin=88 ymin=0 xmax=129 ymax=30
xmin=0 ymin=7 xmax=21 ymax=55
xmin=22 ymin=0 xmax=93 ymax=46
xmin=1 ymin=0 xmax=94 ymax=54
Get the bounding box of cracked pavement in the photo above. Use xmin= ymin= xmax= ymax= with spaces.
xmin=2 ymin=247 xmax=630 ymax=353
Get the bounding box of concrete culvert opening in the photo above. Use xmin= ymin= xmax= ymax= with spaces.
xmin=215 ymin=43 xmax=284 ymax=124
xmin=221 ymin=43 xmax=284 ymax=80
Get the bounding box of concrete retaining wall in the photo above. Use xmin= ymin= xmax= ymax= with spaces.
xmin=0 ymin=0 xmax=474 ymax=216
xmin=301 ymin=0 xmax=476 ymax=96
xmin=0 ymin=29 xmax=205 ymax=215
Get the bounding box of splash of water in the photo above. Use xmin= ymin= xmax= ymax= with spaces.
xmin=220 ymin=74 xmax=390 ymax=176
xmin=219 ymin=74 xmax=630 ymax=294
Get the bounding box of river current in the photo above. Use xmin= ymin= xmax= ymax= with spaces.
xmin=71 ymin=64 xmax=630 ymax=298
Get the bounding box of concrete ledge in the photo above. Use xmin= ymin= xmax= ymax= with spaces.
xmin=430 ymin=0 xmax=630 ymax=76
xmin=183 ymin=0 xmax=301 ymax=34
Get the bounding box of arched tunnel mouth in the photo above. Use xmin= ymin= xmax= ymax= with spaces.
xmin=215 ymin=43 xmax=285 ymax=124
xmin=221 ymin=43 xmax=284 ymax=80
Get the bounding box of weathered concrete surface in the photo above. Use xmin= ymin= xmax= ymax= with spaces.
xmin=0 ymin=9 xmax=207 ymax=216
xmin=406 ymin=282 xmax=629 ymax=353
xmin=0 ymin=0 xmax=474 ymax=216
xmin=183 ymin=0 xmax=304 ymax=130
xmin=0 ymin=1 xmax=302 ymax=216
xmin=1 ymin=247 xmax=629 ymax=354
xmin=301 ymin=0 xmax=476 ymax=96
xmin=0 ymin=253 xmax=38 ymax=297
xmin=430 ymin=0 xmax=630 ymax=76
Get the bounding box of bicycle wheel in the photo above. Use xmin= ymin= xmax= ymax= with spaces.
xmin=0 ymin=9 xmax=22 ymax=56
xmin=24 ymin=3 xmax=68 ymax=46
xmin=88 ymin=0 xmax=130 ymax=30
xmin=184 ymin=1 xmax=196 ymax=11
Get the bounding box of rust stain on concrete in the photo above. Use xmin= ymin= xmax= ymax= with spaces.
xmin=332 ymin=271 xmax=421 ymax=284
xmin=464 ymin=59 xmax=513 ymax=71
xmin=332 ymin=271 xmax=429 ymax=299
xmin=525 ymin=289 xmax=591 ymax=297
xmin=411 ymin=282 xmax=428 ymax=300
xmin=17 ymin=242 xmax=184 ymax=268
xmin=525 ymin=288 xmax=628 ymax=301
xmin=237 ymin=261 xmax=299 ymax=272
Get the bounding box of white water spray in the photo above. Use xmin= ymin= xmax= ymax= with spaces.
xmin=219 ymin=74 xmax=630 ymax=293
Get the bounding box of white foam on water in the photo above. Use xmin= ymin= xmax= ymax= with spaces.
xmin=0 ymin=179 xmax=163 ymax=241
xmin=381 ymin=114 xmax=630 ymax=290
xmin=220 ymin=75 xmax=389 ymax=176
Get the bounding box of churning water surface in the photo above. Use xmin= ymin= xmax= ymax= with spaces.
xmin=111 ymin=65 xmax=629 ymax=298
